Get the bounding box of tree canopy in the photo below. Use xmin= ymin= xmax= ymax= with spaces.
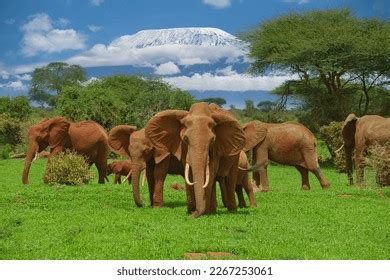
xmin=29 ymin=62 xmax=86 ymax=107
xmin=243 ymin=9 xmax=390 ymax=119
xmin=0 ymin=96 xmax=32 ymax=121
xmin=58 ymin=75 xmax=195 ymax=129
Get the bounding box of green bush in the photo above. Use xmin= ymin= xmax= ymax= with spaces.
xmin=367 ymin=143 xmax=390 ymax=186
xmin=319 ymin=121 xmax=345 ymax=172
xmin=0 ymin=114 xmax=23 ymax=149
xmin=45 ymin=151 xmax=93 ymax=185
xmin=0 ymin=144 xmax=12 ymax=159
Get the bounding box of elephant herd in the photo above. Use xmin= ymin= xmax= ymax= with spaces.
xmin=21 ymin=102 xmax=390 ymax=217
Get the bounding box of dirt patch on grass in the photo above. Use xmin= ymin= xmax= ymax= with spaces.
xmin=184 ymin=252 xmax=236 ymax=260
xmin=337 ymin=194 xmax=354 ymax=198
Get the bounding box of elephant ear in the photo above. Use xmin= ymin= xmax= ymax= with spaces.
xmin=108 ymin=125 xmax=137 ymax=158
xmin=48 ymin=117 xmax=70 ymax=148
xmin=242 ymin=121 xmax=267 ymax=152
xmin=342 ymin=113 xmax=358 ymax=147
xmin=212 ymin=113 xmax=246 ymax=156
xmin=145 ymin=110 xmax=188 ymax=160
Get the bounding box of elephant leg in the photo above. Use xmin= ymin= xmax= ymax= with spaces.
xmin=218 ymin=178 xmax=228 ymax=208
xmin=243 ymin=174 xmax=257 ymax=207
xmin=153 ymin=157 xmax=170 ymax=207
xmin=258 ymin=165 xmax=269 ymax=192
xmin=302 ymin=149 xmax=330 ymax=189
xmin=95 ymin=160 xmax=107 ymax=185
xmin=236 ymin=185 xmax=246 ymax=208
xmin=146 ymin=162 xmax=155 ymax=207
xmin=296 ymin=166 xmax=310 ymax=190
xmin=114 ymin=174 xmax=121 ymax=184
xmin=354 ymin=148 xmax=365 ymax=186
xmin=208 ymin=180 xmax=217 ymax=214
xmin=185 ymin=184 xmax=196 ymax=214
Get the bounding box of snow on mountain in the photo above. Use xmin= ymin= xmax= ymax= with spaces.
xmin=67 ymin=27 xmax=248 ymax=68
xmin=111 ymin=27 xmax=246 ymax=49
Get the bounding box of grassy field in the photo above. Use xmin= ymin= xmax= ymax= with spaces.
xmin=0 ymin=158 xmax=389 ymax=260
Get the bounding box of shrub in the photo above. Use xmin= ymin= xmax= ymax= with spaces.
xmin=367 ymin=143 xmax=390 ymax=186
xmin=0 ymin=114 xmax=23 ymax=149
xmin=45 ymin=151 xmax=93 ymax=185
xmin=0 ymin=144 xmax=12 ymax=159
xmin=319 ymin=121 xmax=345 ymax=172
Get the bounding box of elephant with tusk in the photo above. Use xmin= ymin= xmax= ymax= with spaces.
xmin=145 ymin=102 xmax=245 ymax=217
xmin=108 ymin=126 xmax=183 ymax=208
xmin=22 ymin=117 xmax=108 ymax=185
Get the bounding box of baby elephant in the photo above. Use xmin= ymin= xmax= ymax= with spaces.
xmin=107 ymin=160 xmax=132 ymax=184
xmin=219 ymin=151 xmax=257 ymax=208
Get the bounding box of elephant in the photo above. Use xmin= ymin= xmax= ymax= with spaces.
xmin=243 ymin=120 xmax=330 ymax=191
xmin=107 ymin=160 xmax=133 ymax=184
xmin=145 ymin=102 xmax=246 ymax=217
xmin=218 ymin=151 xmax=257 ymax=208
xmin=108 ymin=126 xmax=183 ymax=207
xmin=22 ymin=117 xmax=108 ymax=184
xmin=341 ymin=113 xmax=390 ymax=185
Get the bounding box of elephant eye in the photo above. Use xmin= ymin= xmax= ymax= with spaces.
xmin=183 ymin=135 xmax=189 ymax=144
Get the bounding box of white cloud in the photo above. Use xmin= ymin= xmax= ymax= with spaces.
xmin=57 ymin=17 xmax=70 ymax=27
xmin=87 ymin=25 xmax=103 ymax=32
xmin=5 ymin=18 xmax=15 ymax=25
xmin=154 ymin=62 xmax=181 ymax=75
xmin=202 ymin=0 xmax=232 ymax=9
xmin=163 ymin=72 xmax=296 ymax=92
xmin=90 ymin=0 xmax=104 ymax=6
xmin=281 ymin=0 xmax=309 ymax=4
xmin=0 ymin=80 xmax=27 ymax=91
xmin=21 ymin=13 xmax=86 ymax=56
xmin=216 ymin=65 xmax=236 ymax=76
xmin=15 ymin=74 xmax=32 ymax=81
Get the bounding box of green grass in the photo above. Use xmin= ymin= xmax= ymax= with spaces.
xmin=0 ymin=158 xmax=389 ymax=260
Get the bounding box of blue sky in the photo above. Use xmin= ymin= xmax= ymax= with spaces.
xmin=0 ymin=0 xmax=388 ymax=103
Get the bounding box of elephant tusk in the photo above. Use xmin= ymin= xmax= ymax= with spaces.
xmin=335 ymin=144 xmax=344 ymax=153
xmin=141 ymin=170 xmax=145 ymax=188
xmin=121 ymin=170 xmax=132 ymax=184
xmin=185 ymin=163 xmax=196 ymax=186
xmin=32 ymin=153 xmax=38 ymax=162
xmin=201 ymin=157 xmax=210 ymax=189
xmin=238 ymin=166 xmax=248 ymax=171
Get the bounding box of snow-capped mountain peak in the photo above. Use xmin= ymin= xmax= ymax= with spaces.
xmin=111 ymin=27 xmax=246 ymax=49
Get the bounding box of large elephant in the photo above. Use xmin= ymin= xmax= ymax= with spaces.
xmin=341 ymin=113 xmax=390 ymax=185
xmin=108 ymin=126 xmax=183 ymax=207
xmin=22 ymin=117 xmax=108 ymax=184
xmin=243 ymin=120 xmax=330 ymax=191
xmin=145 ymin=102 xmax=245 ymax=217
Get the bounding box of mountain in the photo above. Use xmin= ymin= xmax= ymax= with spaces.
xmin=111 ymin=27 xmax=247 ymax=49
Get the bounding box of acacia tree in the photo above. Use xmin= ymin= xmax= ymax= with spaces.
xmin=29 ymin=62 xmax=86 ymax=107
xmin=243 ymin=9 xmax=390 ymax=119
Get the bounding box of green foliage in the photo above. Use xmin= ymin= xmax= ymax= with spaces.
xmin=1 ymin=159 xmax=389 ymax=259
xmin=319 ymin=122 xmax=345 ymax=172
xmin=44 ymin=152 xmax=93 ymax=186
xmin=58 ymin=75 xmax=195 ymax=129
xmin=198 ymin=97 xmax=226 ymax=107
xmin=367 ymin=143 xmax=390 ymax=186
xmin=257 ymin=100 xmax=276 ymax=112
xmin=243 ymin=8 xmax=390 ymax=121
xmin=29 ymin=62 xmax=86 ymax=107
xmin=0 ymin=144 xmax=12 ymax=159
xmin=0 ymin=96 xmax=32 ymax=121
xmin=0 ymin=114 xmax=22 ymax=148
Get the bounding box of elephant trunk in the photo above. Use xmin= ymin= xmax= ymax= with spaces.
xmin=345 ymin=145 xmax=354 ymax=185
xmin=131 ymin=164 xmax=143 ymax=207
xmin=188 ymin=151 xmax=210 ymax=217
xmin=22 ymin=143 xmax=38 ymax=184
